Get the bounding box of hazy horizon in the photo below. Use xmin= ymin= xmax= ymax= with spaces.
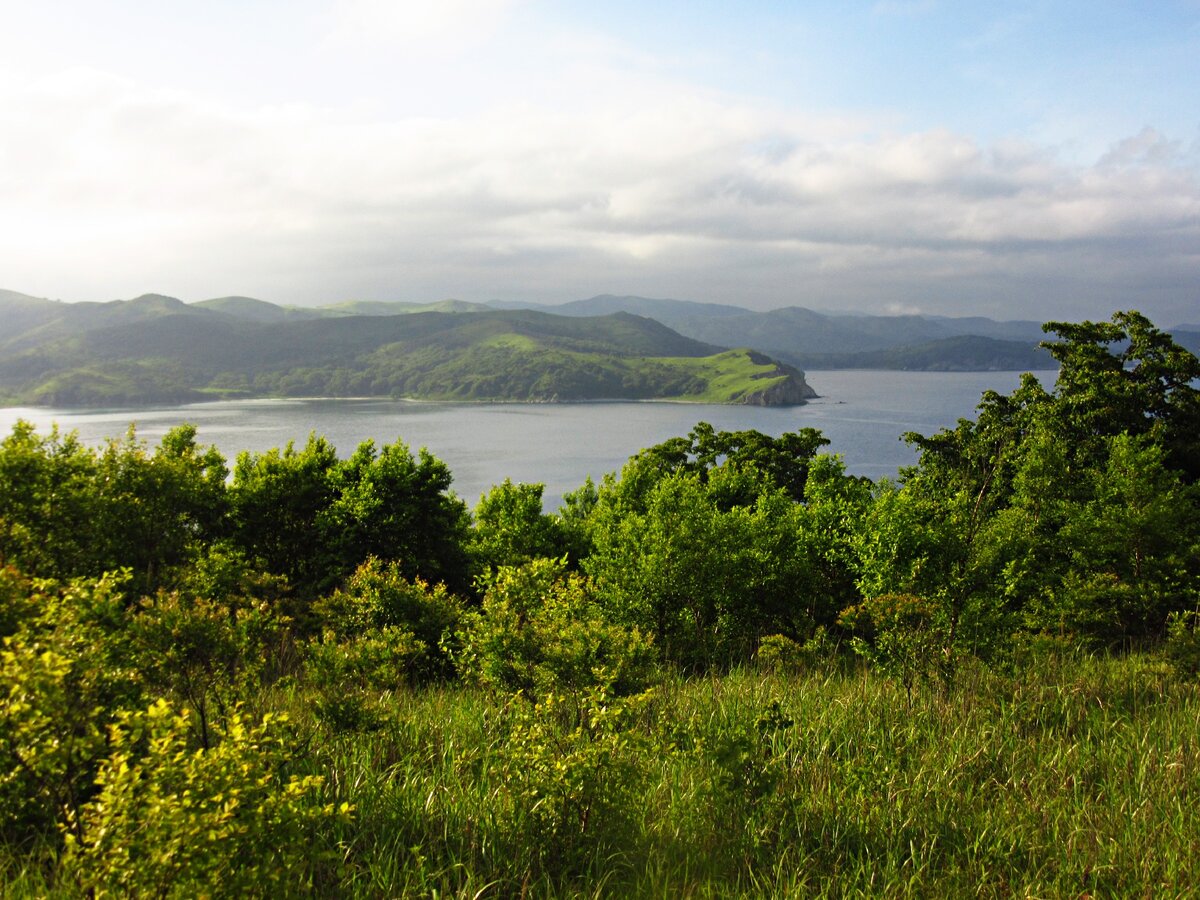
xmin=3 ymin=2 xmax=1197 ymax=324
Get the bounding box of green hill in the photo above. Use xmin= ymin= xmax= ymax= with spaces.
xmin=0 ymin=294 xmax=814 ymax=407
xmin=491 ymin=295 xmax=1051 ymax=371
xmin=787 ymin=335 xmax=1054 ymax=371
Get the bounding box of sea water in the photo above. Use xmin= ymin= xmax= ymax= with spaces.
xmin=0 ymin=370 xmax=1054 ymax=509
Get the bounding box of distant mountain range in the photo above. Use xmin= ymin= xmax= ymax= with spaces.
xmin=485 ymin=294 xmax=1200 ymax=370
xmin=3 ymin=288 xmax=1195 ymax=407
xmin=486 ymin=295 xmax=1057 ymax=370
xmin=0 ymin=291 xmax=813 ymax=407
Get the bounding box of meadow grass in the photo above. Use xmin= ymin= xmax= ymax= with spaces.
xmin=296 ymin=651 xmax=1200 ymax=898
xmin=3 ymin=651 xmax=1194 ymax=896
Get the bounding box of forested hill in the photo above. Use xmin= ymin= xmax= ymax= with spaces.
xmin=489 ymin=294 xmax=1059 ymax=370
xmin=0 ymin=292 xmax=814 ymax=407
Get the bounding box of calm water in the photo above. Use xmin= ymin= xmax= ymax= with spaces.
xmin=0 ymin=370 xmax=1054 ymax=509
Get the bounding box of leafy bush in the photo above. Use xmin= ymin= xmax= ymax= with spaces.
xmin=490 ymin=688 xmax=651 ymax=879
xmin=60 ymin=700 xmax=350 ymax=897
xmin=311 ymin=557 xmax=464 ymax=686
xmin=1166 ymin=608 xmax=1200 ymax=678
xmin=839 ymin=593 xmax=954 ymax=700
xmin=754 ymin=629 xmax=833 ymax=674
xmin=459 ymin=557 xmax=656 ymax=697
xmin=124 ymin=590 xmax=287 ymax=748
xmin=468 ymin=479 xmax=566 ymax=575
xmin=0 ymin=572 xmax=143 ymax=845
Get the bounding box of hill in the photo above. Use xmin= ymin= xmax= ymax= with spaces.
xmin=786 ymin=335 xmax=1054 ymax=371
xmin=488 ymin=295 xmax=1050 ymax=370
xmin=0 ymin=293 xmax=813 ymax=407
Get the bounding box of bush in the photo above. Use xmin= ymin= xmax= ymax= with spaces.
xmin=839 ymin=593 xmax=954 ymax=700
xmin=755 ymin=628 xmax=834 ymax=674
xmin=1166 ymin=608 xmax=1200 ymax=678
xmin=312 ymin=557 xmax=464 ymax=686
xmin=60 ymin=700 xmax=350 ymax=897
xmin=459 ymin=557 xmax=656 ymax=697
xmin=490 ymin=688 xmax=651 ymax=880
xmin=0 ymin=572 xmax=143 ymax=846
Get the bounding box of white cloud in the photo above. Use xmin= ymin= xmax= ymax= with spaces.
xmin=1 ymin=60 xmax=1197 ymax=322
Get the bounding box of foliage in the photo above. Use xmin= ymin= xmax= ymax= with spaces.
xmin=322 ymin=438 xmax=471 ymax=593
xmin=840 ymin=593 xmax=955 ymax=699
xmin=585 ymin=469 xmax=812 ymax=670
xmin=754 ymin=629 xmax=834 ymax=674
xmin=468 ymin=478 xmax=567 ymax=574
xmin=1165 ymin=608 xmax=1200 ymax=678
xmin=229 ymin=434 xmax=341 ymax=600
xmin=230 ymin=434 xmax=470 ymax=601
xmin=459 ymin=557 xmax=656 ymax=696
xmin=0 ymin=572 xmax=143 ymax=846
xmin=60 ymin=700 xmax=349 ymax=898
xmin=489 ymin=688 xmax=652 ymax=879
xmin=123 ymin=588 xmax=287 ymax=749
xmin=606 ymin=420 xmax=829 ymax=510
xmin=0 ymin=422 xmax=227 ymax=595
xmin=1041 ymin=309 xmax=1200 ymax=481
xmin=310 ymin=557 xmax=464 ymax=689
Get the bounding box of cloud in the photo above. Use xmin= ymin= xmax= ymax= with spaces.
xmin=1 ymin=63 xmax=1197 ymax=322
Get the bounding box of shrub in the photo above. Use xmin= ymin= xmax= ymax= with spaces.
xmin=490 ymin=688 xmax=651 ymax=879
xmin=755 ymin=628 xmax=834 ymax=674
xmin=0 ymin=572 xmax=143 ymax=845
xmin=839 ymin=593 xmax=953 ymax=700
xmin=60 ymin=700 xmax=350 ymax=897
xmin=1166 ymin=608 xmax=1200 ymax=678
xmin=312 ymin=557 xmax=464 ymax=686
xmin=459 ymin=557 xmax=656 ymax=697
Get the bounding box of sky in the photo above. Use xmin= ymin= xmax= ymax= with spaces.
xmin=1 ymin=0 xmax=1198 ymax=323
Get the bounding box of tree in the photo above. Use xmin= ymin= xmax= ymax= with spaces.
xmin=321 ymin=438 xmax=471 ymax=594
xmin=1041 ymin=310 xmax=1200 ymax=481
xmin=603 ymin=422 xmax=829 ymax=515
xmin=584 ymin=468 xmax=811 ymax=670
xmin=1030 ymin=434 xmax=1200 ymax=644
xmin=0 ymin=422 xmax=228 ymax=595
xmin=468 ymin=479 xmax=568 ymax=576
xmin=0 ymin=421 xmax=96 ymax=579
xmin=229 ymin=434 xmax=341 ymax=598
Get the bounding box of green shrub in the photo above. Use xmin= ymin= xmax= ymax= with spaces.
xmin=840 ymin=593 xmax=954 ymax=700
xmin=0 ymin=572 xmax=143 ymax=845
xmin=1166 ymin=608 xmax=1200 ymax=677
xmin=124 ymin=590 xmax=287 ymax=748
xmin=313 ymin=557 xmax=463 ymax=685
xmin=755 ymin=628 xmax=833 ymax=674
xmin=60 ymin=700 xmax=350 ymax=898
xmin=490 ymin=688 xmax=651 ymax=879
xmin=459 ymin=557 xmax=656 ymax=697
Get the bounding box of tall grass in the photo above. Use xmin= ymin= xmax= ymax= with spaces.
xmin=295 ymin=652 xmax=1199 ymax=897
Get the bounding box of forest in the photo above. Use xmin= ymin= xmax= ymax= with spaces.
xmin=2 ymin=310 xmax=1199 ymax=897
xmin=0 ymin=292 xmax=813 ymax=407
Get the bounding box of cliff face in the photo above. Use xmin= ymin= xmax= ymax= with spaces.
xmin=740 ymin=355 xmax=818 ymax=406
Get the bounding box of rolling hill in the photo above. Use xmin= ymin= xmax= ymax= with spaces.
xmin=484 ymin=295 xmax=1055 ymax=370
xmin=0 ymin=292 xmax=814 ymax=407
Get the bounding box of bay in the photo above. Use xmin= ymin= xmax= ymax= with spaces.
xmin=0 ymin=370 xmax=1054 ymax=510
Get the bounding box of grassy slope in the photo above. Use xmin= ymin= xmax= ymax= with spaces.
xmin=8 ymin=652 xmax=1191 ymax=897
xmin=256 ymin=653 xmax=1197 ymax=898
xmin=648 ymin=349 xmax=794 ymax=402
